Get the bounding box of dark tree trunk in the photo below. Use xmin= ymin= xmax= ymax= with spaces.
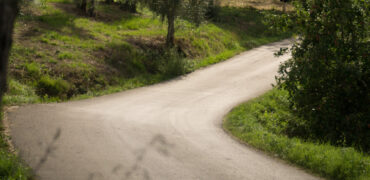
xmin=80 ymin=0 xmax=87 ymax=11
xmin=120 ymin=2 xmax=137 ymax=13
xmin=87 ymin=0 xmax=95 ymax=17
xmin=129 ymin=3 xmax=137 ymax=13
xmin=105 ymin=0 xmax=113 ymax=4
xmin=0 ymin=0 xmax=19 ymax=105
xmin=166 ymin=13 xmax=175 ymax=47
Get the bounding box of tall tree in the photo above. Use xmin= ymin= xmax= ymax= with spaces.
xmin=0 ymin=0 xmax=18 ymax=105
xmin=0 ymin=0 xmax=19 ymax=106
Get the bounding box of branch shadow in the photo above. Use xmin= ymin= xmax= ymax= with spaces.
xmin=32 ymin=128 xmax=62 ymax=175
xmin=87 ymin=134 xmax=174 ymax=180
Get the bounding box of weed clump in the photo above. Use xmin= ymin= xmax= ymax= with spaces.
xmin=36 ymin=76 xmax=71 ymax=99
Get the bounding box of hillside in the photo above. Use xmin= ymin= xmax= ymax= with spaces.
xmin=4 ymin=0 xmax=290 ymax=105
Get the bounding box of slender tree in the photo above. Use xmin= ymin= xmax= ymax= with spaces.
xmin=0 ymin=0 xmax=19 ymax=105
xmin=141 ymin=0 xmax=208 ymax=47
xmin=87 ymin=0 xmax=96 ymax=17
xmin=140 ymin=0 xmax=181 ymax=47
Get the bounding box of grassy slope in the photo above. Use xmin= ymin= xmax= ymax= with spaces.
xmin=1 ymin=1 xmax=290 ymax=179
xmin=4 ymin=1 xmax=290 ymax=105
xmin=224 ymin=88 xmax=370 ymax=180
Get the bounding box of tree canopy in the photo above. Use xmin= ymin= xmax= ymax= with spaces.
xmin=272 ymin=0 xmax=369 ymax=151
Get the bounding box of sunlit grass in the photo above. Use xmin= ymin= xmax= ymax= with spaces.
xmin=224 ymin=89 xmax=370 ymax=180
xmin=6 ymin=1 xmax=290 ymax=105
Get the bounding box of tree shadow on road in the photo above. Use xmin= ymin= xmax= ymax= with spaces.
xmin=87 ymin=134 xmax=174 ymax=180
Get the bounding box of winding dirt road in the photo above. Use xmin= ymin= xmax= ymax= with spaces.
xmin=8 ymin=39 xmax=319 ymax=180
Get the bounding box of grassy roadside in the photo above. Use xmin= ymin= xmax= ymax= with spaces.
xmin=0 ymin=110 xmax=31 ymax=179
xmin=3 ymin=1 xmax=290 ymax=105
xmin=1 ymin=1 xmax=290 ymax=179
xmin=224 ymin=88 xmax=370 ymax=180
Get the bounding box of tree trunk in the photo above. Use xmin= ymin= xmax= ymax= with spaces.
xmin=120 ymin=2 xmax=137 ymax=13
xmin=129 ymin=3 xmax=137 ymax=13
xmin=0 ymin=0 xmax=19 ymax=105
xmin=105 ymin=0 xmax=113 ymax=4
xmin=166 ymin=14 xmax=175 ymax=47
xmin=283 ymin=3 xmax=286 ymax=13
xmin=87 ymin=0 xmax=95 ymax=17
xmin=80 ymin=0 xmax=87 ymax=11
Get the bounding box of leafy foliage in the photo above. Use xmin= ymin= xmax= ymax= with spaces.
xmin=37 ymin=76 xmax=71 ymax=99
xmin=270 ymin=0 xmax=369 ymax=151
xmin=140 ymin=0 xmax=211 ymax=46
xmin=225 ymin=88 xmax=370 ymax=180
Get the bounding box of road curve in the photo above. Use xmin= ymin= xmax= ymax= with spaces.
xmin=8 ymin=39 xmax=319 ymax=180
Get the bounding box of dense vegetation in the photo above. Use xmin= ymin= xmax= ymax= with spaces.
xmin=270 ymin=0 xmax=369 ymax=151
xmin=225 ymin=0 xmax=369 ymax=179
xmin=224 ymin=89 xmax=370 ymax=180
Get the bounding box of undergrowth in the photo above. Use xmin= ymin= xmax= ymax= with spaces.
xmin=224 ymin=88 xmax=370 ymax=180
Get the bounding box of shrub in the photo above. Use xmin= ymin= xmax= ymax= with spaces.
xmin=158 ymin=49 xmax=188 ymax=78
xmin=37 ymin=76 xmax=71 ymax=99
xmin=224 ymin=89 xmax=370 ymax=180
xmin=272 ymin=0 xmax=369 ymax=151
xmin=25 ymin=62 xmax=41 ymax=78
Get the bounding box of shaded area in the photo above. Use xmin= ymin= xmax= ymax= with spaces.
xmin=211 ymin=6 xmax=291 ymax=49
xmin=7 ymin=1 xmax=291 ymax=103
xmin=86 ymin=134 xmax=174 ymax=180
xmin=33 ymin=128 xmax=61 ymax=173
xmin=224 ymin=88 xmax=370 ymax=180
xmin=53 ymin=2 xmax=137 ymax=23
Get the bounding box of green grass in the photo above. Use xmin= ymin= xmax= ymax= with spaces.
xmin=224 ymin=88 xmax=370 ymax=180
xmin=2 ymin=1 xmax=292 ymax=180
xmin=0 ymin=111 xmax=31 ymax=179
xmin=4 ymin=1 xmax=290 ymax=105
xmin=1 ymin=2 xmax=292 ymax=179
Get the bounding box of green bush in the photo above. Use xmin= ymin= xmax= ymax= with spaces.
xmin=157 ymin=49 xmax=188 ymax=78
xmin=224 ymin=89 xmax=370 ymax=180
xmin=37 ymin=76 xmax=71 ymax=99
xmin=272 ymin=0 xmax=369 ymax=151
xmin=25 ymin=62 xmax=41 ymax=78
